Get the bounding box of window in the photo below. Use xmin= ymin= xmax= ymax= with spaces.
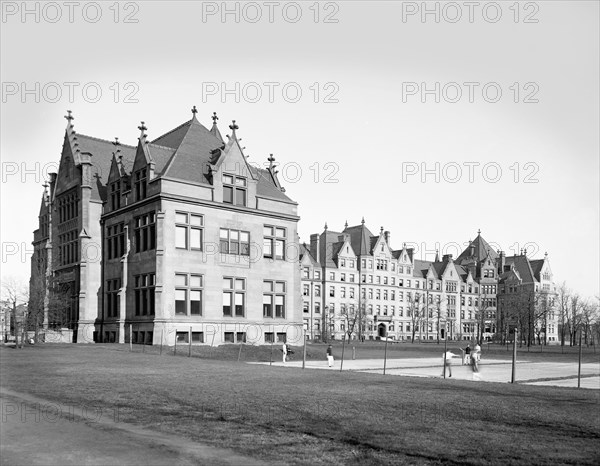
xmin=192 ymin=332 xmax=204 ymax=343
xmin=176 ymin=331 xmax=189 ymax=343
xmin=223 ymin=174 xmax=247 ymax=206
xmin=315 ymin=303 xmax=321 ymax=314
xmin=134 ymin=168 xmax=147 ymax=201
xmin=303 ymin=284 xmax=310 ymax=296
xmin=330 ymin=272 xmax=335 ymax=280
xmin=264 ymin=332 xmax=274 ymax=343
xmin=302 ymin=267 xmax=310 ymax=279
xmin=106 ymin=223 xmax=125 ymax=260
xmin=175 ymin=212 xmax=203 ymax=250
xmin=263 ymin=280 xmax=286 ymax=318
xmin=110 ymin=180 xmax=121 ymax=210
xmin=399 ymin=266 xmax=404 ymax=274
xmin=349 ymin=288 xmax=355 ymax=299
xmin=303 ymin=302 xmax=309 ymax=313
xmin=106 ymin=278 xmax=121 ymax=318
xmin=57 ymin=190 xmax=78 ymax=224
xmin=263 ymin=225 xmax=286 ymax=260
xmin=315 ymin=271 xmax=321 ymax=280
xmin=277 ymin=332 xmax=287 ymax=343
xmin=341 ymin=273 xmax=346 ymax=282
xmin=224 ymin=332 xmax=235 ymax=343
xmin=236 ymin=332 xmax=247 ymax=343
xmin=134 ymin=212 xmax=156 ymax=253
xmin=329 ymin=286 xmax=335 ymax=297
xmin=341 ymin=287 xmax=346 ymax=298
xmin=349 ymin=274 xmax=355 ymax=282
xmin=446 ymin=281 xmax=457 ymax=293
xmin=315 ymin=285 xmax=321 ymax=297
xmin=223 ymin=277 xmax=246 ymax=317
xmin=134 ymin=273 xmax=155 ymax=316
xmin=220 ymin=228 xmax=250 ymax=255
xmin=340 ymin=259 xmax=346 ymax=267
xmin=58 ymin=230 xmax=78 ymax=266
xmin=175 ymin=273 xmax=203 ymax=315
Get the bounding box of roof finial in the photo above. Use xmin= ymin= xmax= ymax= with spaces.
xmin=361 ymin=217 xmax=365 ymax=225
xmin=344 ymin=220 xmax=348 ymax=229
xmin=380 ymin=226 xmax=384 ymax=234
xmin=138 ymin=121 xmax=147 ymax=138
xmin=229 ymin=120 xmax=239 ymax=136
xmin=113 ymin=137 xmax=120 ymax=146
xmin=403 ymin=242 xmax=406 ymax=248
xmin=544 ymin=251 xmax=548 ymax=257
xmin=212 ymin=112 xmax=218 ymax=124
xmin=64 ymin=110 xmax=74 ymax=122
xmin=324 ymin=222 xmax=328 ymax=231
xmin=268 ymin=153 xmax=275 ymax=170
xmin=477 ymin=228 xmax=481 ymax=235
xmin=191 ymin=105 xmax=198 ymax=115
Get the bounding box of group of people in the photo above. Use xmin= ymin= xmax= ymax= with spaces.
xmin=282 ymin=343 xmax=335 ymax=367
xmin=442 ymin=343 xmax=482 ymax=377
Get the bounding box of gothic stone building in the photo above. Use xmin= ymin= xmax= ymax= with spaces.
xmin=300 ymin=223 xmax=558 ymax=344
xmin=30 ymin=109 xmax=302 ymax=345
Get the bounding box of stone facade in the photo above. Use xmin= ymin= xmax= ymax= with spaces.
xmin=30 ymin=109 xmax=302 ymax=345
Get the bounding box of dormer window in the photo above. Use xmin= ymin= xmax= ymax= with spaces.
xmin=223 ymin=174 xmax=247 ymax=206
xmin=110 ymin=180 xmax=121 ymax=210
xmin=135 ymin=168 xmax=147 ymax=201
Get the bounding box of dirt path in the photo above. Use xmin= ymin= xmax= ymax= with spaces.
xmin=0 ymin=388 xmax=265 ymax=466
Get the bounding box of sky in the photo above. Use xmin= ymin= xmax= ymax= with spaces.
xmin=1 ymin=1 xmax=598 ymax=299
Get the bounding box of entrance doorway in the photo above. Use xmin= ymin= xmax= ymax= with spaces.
xmin=377 ymin=323 xmax=387 ymax=338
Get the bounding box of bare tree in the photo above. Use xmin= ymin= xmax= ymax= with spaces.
xmin=1 ymin=277 xmax=29 ymax=348
xmin=556 ymin=282 xmax=571 ymax=348
xmin=407 ymin=292 xmax=423 ymax=343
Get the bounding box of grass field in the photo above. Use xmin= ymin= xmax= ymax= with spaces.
xmin=1 ymin=344 xmax=599 ymax=465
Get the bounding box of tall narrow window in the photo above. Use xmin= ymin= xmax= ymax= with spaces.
xmin=134 ymin=273 xmax=155 ymax=316
xmin=175 ymin=273 xmax=203 ymax=315
xmin=223 ymin=277 xmax=245 ymax=317
xmin=264 ymin=225 xmax=286 ymax=260
xmin=134 ymin=168 xmax=147 ymax=201
xmin=219 ymin=228 xmax=249 ymax=256
xmin=134 ymin=212 xmax=156 ymax=253
xmin=110 ymin=181 xmax=121 ymax=210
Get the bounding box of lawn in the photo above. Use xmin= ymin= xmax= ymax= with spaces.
xmin=1 ymin=344 xmax=599 ymax=465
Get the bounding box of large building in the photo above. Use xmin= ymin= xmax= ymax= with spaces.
xmin=300 ymin=223 xmax=558 ymax=344
xmin=29 ymin=109 xmax=302 ymax=345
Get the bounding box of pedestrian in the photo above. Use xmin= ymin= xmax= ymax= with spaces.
xmin=326 ymin=344 xmax=334 ymax=367
xmin=471 ymin=345 xmax=480 ymax=372
xmin=282 ymin=342 xmax=287 ymax=363
xmin=442 ymin=350 xmax=454 ymax=377
xmin=464 ymin=344 xmax=471 ymax=365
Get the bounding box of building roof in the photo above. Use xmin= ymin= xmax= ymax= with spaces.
xmin=299 ymin=243 xmax=321 ymax=267
xmin=343 ymin=222 xmax=375 ymax=256
xmin=457 ymin=232 xmax=499 ymax=264
xmin=529 ymin=259 xmax=544 ymax=281
xmin=504 ymin=255 xmax=537 ymax=283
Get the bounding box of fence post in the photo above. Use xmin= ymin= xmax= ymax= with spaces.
xmin=511 ymin=330 xmax=518 ymax=383
xmin=129 ymin=324 xmax=132 ymax=352
xmin=578 ymin=328 xmax=582 ymax=388
xmin=189 ymin=326 xmax=192 ymax=357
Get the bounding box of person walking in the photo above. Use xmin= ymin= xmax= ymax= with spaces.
xmin=471 ymin=345 xmax=480 ymax=373
xmin=442 ymin=350 xmax=454 ymax=377
xmin=282 ymin=342 xmax=287 ymax=363
xmin=464 ymin=344 xmax=471 ymax=365
xmin=326 ymin=344 xmax=334 ymax=367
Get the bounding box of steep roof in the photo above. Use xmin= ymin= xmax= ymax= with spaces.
xmin=457 ymin=232 xmax=499 ymax=264
xmin=299 ymin=243 xmax=321 ymax=267
xmin=413 ymin=259 xmax=432 ymax=278
xmin=160 ymin=117 xmax=223 ymax=184
xmin=529 ymin=259 xmax=544 ymax=281
xmin=343 ymin=222 xmax=375 ymax=256
xmin=75 ymin=134 xmax=136 ymax=202
xmin=250 ymin=166 xmax=294 ymax=203
xmin=505 ymin=255 xmax=536 ymax=283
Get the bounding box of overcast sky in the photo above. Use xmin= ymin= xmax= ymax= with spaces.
xmin=1 ymin=1 xmax=598 ymax=299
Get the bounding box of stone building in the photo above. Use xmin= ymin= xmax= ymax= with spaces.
xmin=29 ymin=108 xmax=302 ymax=345
xmin=300 ymin=223 xmax=557 ymax=344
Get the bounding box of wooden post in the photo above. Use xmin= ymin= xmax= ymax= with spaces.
xmin=340 ymin=335 xmax=346 ymax=372
xmin=129 ymin=324 xmax=132 ymax=352
xmin=160 ymin=329 xmax=163 ymax=356
xmin=174 ymin=334 xmax=177 ymax=355
xmin=383 ymin=334 xmax=389 ymax=375
xmin=578 ymin=328 xmax=582 ymax=388
xmin=511 ymin=329 xmax=517 ymax=383
xmin=188 ymin=326 xmax=192 ymax=357
xmin=302 ymin=329 xmax=307 ymax=369
xmin=443 ymin=329 xmax=447 ymax=379
xmin=352 ymin=346 xmax=356 ymax=360
xmin=269 ymin=326 xmax=274 ymax=366
xmin=237 ymin=339 xmax=243 ymax=362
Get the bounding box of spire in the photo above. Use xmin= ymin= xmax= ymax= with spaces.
xmin=361 ymin=217 xmax=365 ymax=225
xmin=324 ymin=222 xmax=328 ymax=231
xmin=208 ymin=111 xmax=223 ymax=142
xmin=138 ymin=121 xmax=148 ymax=140
xmin=435 ymin=250 xmax=440 ymax=262
xmin=380 ymin=226 xmax=384 ymax=235
xmin=191 ymin=105 xmax=198 ymax=116
xmin=477 ymin=228 xmax=481 ymax=236
xmin=229 ymin=120 xmax=239 ymax=138
xmin=268 ymin=153 xmax=276 ymax=170
xmin=212 ymin=111 xmax=218 ymax=125
xmin=344 ymin=220 xmax=348 ymax=229
xmin=64 ymin=109 xmax=74 ymax=124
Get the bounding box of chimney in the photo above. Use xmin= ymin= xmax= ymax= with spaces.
xmin=469 ymin=243 xmax=475 ymax=257
xmin=384 ymin=230 xmax=390 ymax=246
xmin=310 ymin=234 xmax=320 ymax=263
xmin=442 ymin=254 xmax=453 ymax=263
xmin=499 ymin=251 xmax=506 ymax=273
xmin=48 ymin=172 xmax=58 ymax=198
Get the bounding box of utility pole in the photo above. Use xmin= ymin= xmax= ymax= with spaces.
xmin=511 ymin=328 xmax=518 ymax=383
